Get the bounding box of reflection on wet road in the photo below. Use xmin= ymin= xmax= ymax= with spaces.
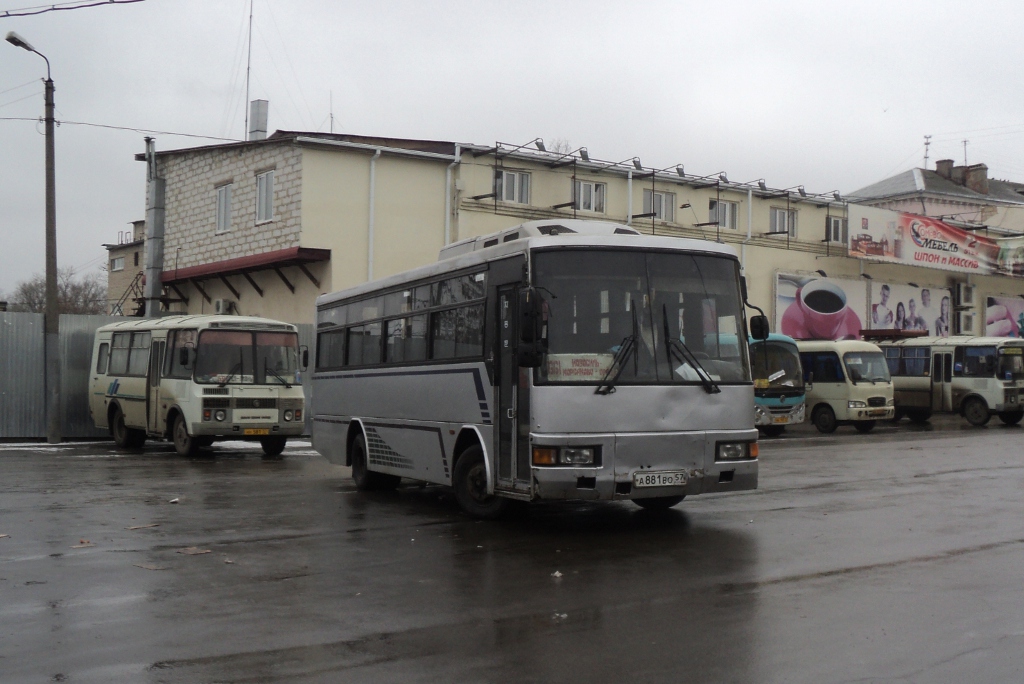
xmin=2 ymin=427 xmax=1024 ymax=683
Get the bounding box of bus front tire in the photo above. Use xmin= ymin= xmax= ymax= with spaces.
xmin=350 ymin=434 xmax=400 ymax=491
xmin=963 ymin=397 xmax=991 ymax=427
xmin=172 ymin=414 xmax=199 ymax=457
xmin=758 ymin=425 xmax=785 ymax=438
xmin=260 ymin=436 xmax=287 ymax=457
xmin=854 ymin=420 xmax=876 ymax=434
xmin=633 ymin=496 xmax=685 ymax=510
xmin=453 ymin=445 xmax=507 ymax=519
xmin=111 ymin=407 xmax=145 ymax=449
xmin=998 ymin=410 xmax=1024 ymax=426
xmin=812 ymin=405 xmax=838 ymax=434
xmin=907 ymin=409 xmax=932 ymax=424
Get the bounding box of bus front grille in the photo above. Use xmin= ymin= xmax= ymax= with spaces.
xmin=202 ymin=398 xmax=231 ymax=409
xmin=235 ymin=398 xmax=277 ymax=409
xmin=868 ymin=397 xmax=886 ymax=407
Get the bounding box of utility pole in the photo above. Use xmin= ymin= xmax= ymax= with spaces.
xmin=923 ymin=134 xmax=931 ymax=168
xmin=963 ymin=139 xmax=969 ymax=166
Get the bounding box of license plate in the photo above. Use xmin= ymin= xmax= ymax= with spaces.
xmin=633 ymin=470 xmax=688 ymax=488
xmin=243 ymin=428 xmax=270 ymax=436
xmin=869 ymin=409 xmax=887 ymax=417
xmin=772 ymin=415 xmax=789 ymax=424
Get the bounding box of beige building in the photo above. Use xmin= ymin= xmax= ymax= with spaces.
xmin=133 ymin=131 xmax=1024 ymax=335
xmin=104 ymin=219 xmax=146 ymax=315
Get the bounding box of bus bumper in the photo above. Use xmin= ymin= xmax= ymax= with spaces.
xmin=191 ymin=423 xmax=305 ymax=438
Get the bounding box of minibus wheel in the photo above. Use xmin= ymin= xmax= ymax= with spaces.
xmin=260 ymin=436 xmax=287 ymax=457
xmin=633 ymin=496 xmax=685 ymax=510
xmin=998 ymin=410 xmax=1024 ymax=426
xmin=812 ymin=405 xmax=837 ymax=434
xmin=906 ymin=409 xmax=932 ymax=423
xmin=172 ymin=414 xmax=199 ymax=457
xmin=963 ymin=397 xmax=991 ymax=427
xmin=453 ymin=445 xmax=507 ymax=519
xmin=111 ymin=407 xmax=145 ymax=449
xmin=350 ymin=433 xmax=400 ymax=491
xmin=854 ymin=420 xmax=876 ymax=434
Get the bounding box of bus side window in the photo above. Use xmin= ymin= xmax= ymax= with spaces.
xmin=884 ymin=348 xmax=901 ymax=376
xmin=163 ymin=331 xmax=177 ymax=377
xmin=800 ymin=353 xmax=813 ymax=383
xmin=932 ymin=354 xmax=941 ymax=381
xmin=96 ymin=343 xmax=109 ymax=374
xmin=109 ymin=332 xmax=131 ymax=376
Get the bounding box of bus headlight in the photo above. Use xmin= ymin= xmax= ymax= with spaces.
xmin=848 ymin=400 xmax=867 ymax=409
xmin=717 ymin=442 xmax=757 ymax=461
xmin=754 ymin=404 xmax=767 ymax=422
xmin=532 ymin=446 xmax=599 ymax=466
xmin=214 ymin=409 xmax=226 ymax=422
xmin=560 ymin=447 xmax=595 ymax=465
xmin=283 ymin=410 xmax=294 ymax=422
xmin=886 ymin=398 xmax=895 ymax=406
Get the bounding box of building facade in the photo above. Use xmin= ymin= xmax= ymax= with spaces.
xmin=104 ymin=219 xmax=146 ymax=315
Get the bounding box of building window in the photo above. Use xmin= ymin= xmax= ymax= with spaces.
xmin=770 ymin=207 xmax=798 ymax=237
xmin=133 ymin=251 xmax=139 ymax=267
xmin=256 ymin=171 xmax=274 ymax=222
xmin=828 ymin=216 xmax=848 ymax=244
xmin=111 ymin=257 xmax=125 ymax=272
xmin=574 ymin=180 xmax=606 ymax=213
xmin=643 ymin=189 xmax=675 ymax=222
xmin=496 ymin=170 xmax=530 ymax=204
xmin=709 ymin=199 xmax=738 ymax=229
xmin=216 ymin=183 xmax=232 ymax=234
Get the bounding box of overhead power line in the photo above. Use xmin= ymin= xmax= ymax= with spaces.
xmin=0 ymin=0 xmax=144 ymax=18
xmin=0 ymin=116 xmax=242 ymax=142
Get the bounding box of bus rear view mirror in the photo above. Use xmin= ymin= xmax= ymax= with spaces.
xmin=749 ymin=315 xmax=770 ymax=341
xmin=300 ymin=346 xmax=309 ymax=370
xmin=179 ymin=345 xmax=194 ymax=369
xmin=519 ymin=289 xmax=545 ymax=344
xmin=518 ymin=343 xmax=544 ymax=368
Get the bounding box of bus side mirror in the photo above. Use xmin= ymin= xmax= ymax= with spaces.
xmin=300 ymin=346 xmax=309 ymax=370
xmin=749 ymin=315 xmax=770 ymax=341
xmin=519 ymin=288 xmax=546 ymax=344
xmin=518 ymin=344 xmax=544 ymax=368
xmin=179 ymin=346 xmax=192 ymax=369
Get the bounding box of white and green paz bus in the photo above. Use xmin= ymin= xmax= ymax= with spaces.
xmin=90 ymin=315 xmax=308 ymax=456
xmin=312 ymin=219 xmax=767 ymax=517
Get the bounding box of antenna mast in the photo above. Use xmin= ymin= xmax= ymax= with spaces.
xmin=330 ymin=91 xmax=334 ymax=134
xmin=244 ymin=0 xmax=254 ymax=139
xmin=962 ymin=139 xmax=969 ymax=166
xmin=923 ymin=134 xmax=932 ymax=167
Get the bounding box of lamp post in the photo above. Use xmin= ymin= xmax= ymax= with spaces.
xmin=7 ymin=31 xmax=60 ymax=443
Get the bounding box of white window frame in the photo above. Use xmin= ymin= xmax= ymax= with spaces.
xmin=256 ymin=170 xmax=274 ymax=223
xmin=216 ymin=183 xmax=232 ymax=234
xmin=111 ymin=257 xmax=125 ymax=272
xmin=643 ymin=189 xmax=675 ymax=222
xmin=574 ymin=180 xmax=606 ymax=213
xmin=496 ymin=170 xmax=530 ymax=204
xmin=827 ymin=216 xmax=848 ymax=244
xmin=770 ymin=207 xmax=798 ymax=237
xmin=709 ymin=199 xmax=738 ymax=230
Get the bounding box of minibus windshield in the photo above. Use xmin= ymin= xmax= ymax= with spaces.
xmin=998 ymin=348 xmax=1024 ymax=381
xmin=843 ymin=351 xmax=890 ymax=384
xmin=194 ymin=330 xmax=299 ymax=385
xmin=750 ymin=341 xmax=803 ymax=392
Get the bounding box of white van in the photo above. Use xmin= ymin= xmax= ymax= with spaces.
xmin=877 ymin=336 xmax=1024 ymax=426
xmin=797 ymin=340 xmax=895 ymax=433
xmin=90 ymin=315 xmax=308 ymax=456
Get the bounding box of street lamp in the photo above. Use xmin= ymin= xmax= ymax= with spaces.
xmin=7 ymin=31 xmax=59 ymax=444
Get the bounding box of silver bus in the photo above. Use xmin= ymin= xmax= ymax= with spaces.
xmin=312 ymin=220 xmax=766 ymax=517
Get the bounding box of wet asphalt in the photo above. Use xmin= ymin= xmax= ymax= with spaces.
xmin=2 ymin=417 xmax=1024 ymax=683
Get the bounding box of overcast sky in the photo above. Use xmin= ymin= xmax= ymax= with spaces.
xmin=2 ymin=0 xmax=1024 ymax=294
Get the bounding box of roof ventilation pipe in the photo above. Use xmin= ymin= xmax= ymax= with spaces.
xmin=143 ymin=136 xmax=165 ymax=317
xmin=248 ymin=100 xmax=268 ymax=141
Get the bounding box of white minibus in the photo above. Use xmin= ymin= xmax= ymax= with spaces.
xmin=797 ymin=339 xmax=895 ymax=433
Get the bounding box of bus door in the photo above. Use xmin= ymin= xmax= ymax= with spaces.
xmin=147 ymin=340 xmax=165 ymax=434
xmin=931 ymin=351 xmax=953 ymax=412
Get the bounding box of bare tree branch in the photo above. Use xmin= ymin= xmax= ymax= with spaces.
xmin=8 ymin=267 xmax=107 ymax=315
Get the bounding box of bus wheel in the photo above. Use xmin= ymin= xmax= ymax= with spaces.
xmin=891 ymin=408 xmax=906 ymax=422
xmin=633 ymin=496 xmax=685 ymax=510
xmin=112 ymin=407 xmax=145 ymax=449
xmin=172 ymin=414 xmax=199 ymax=457
xmin=196 ymin=437 xmax=215 ymax=448
xmin=998 ymin=410 xmax=1024 ymax=426
xmin=812 ymin=405 xmax=838 ymax=434
xmin=453 ymin=445 xmax=507 ymax=519
xmin=854 ymin=420 xmax=876 ymax=434
xmin=907 ymin=409 xmax=932 ymax=424
xmin=963 ymin=397 xmax=991 ymax=427
xmin=758 ymin=425 xmax=785 ymax=438
xmin=350 ymin=433 xmax=400 ymax=491
xmin=260 ymin=436 xmax=287 ymax=457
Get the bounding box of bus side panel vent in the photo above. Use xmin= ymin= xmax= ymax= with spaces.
xmin=615 ymin=481 xmax=632 ymax=495
xmin=576 ymin=477 xmax=596 ymax=490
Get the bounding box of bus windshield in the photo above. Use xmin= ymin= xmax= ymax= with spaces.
xmin=533 ymin=249 xmax=750 ymax=385
xmin=843 ymin=351 xmax=890 ymax=384
xmin=998 ymin=348 xmax=1024 ymax=381
xmin=750 ymin=341 xmax=803 ymax=392
xmin=194 ymin=330 xmax=300 ymax=385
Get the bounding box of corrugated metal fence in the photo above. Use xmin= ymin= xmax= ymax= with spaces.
xmin=0 ymin=314 xmax=315 ymax=440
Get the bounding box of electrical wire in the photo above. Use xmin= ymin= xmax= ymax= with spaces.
xmin=0 ymin=116 xmax=242 ymax=141
xmin=0 ymin=78 xmax=39 ymax=97
xmin=0 ymin=0 xmax=144 ymax=18
xmin=0 ymin=89 xmax=42 ymax=109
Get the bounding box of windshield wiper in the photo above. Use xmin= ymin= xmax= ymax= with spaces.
xmin=595 ymin=302 xmax=640 ymax=395
xmin=264 ymin=358 xmax=292 ymax=388
xmin=218 ymin=347 xmax=245 ymax=387
xmin=661 ymin=304 xmax=720 ymax=394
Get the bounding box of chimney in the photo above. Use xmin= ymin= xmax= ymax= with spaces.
xmin=935 ymin=159 xmax=954 ymax=179
xmin=950 ymin=165 xmax=966 ymax=186
xmin=965 ymin=163 xmax=989 ymax=194
xmin=248 ymin=100 xmax=268 ymax=141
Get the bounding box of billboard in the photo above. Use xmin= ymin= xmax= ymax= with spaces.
xmin=776 ymin=273 xmax=866 ymax=340
xmin=846 ymin=205 xmax=1024 ymax=277
xmin=986 ymin=296 xmax=1024 ymax=337
xmin=868 ymin=282 xmax=951 ymax=337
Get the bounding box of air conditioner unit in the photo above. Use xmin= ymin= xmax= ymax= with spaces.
xmin=213 ymin=298 xmax=236 ymax=315
xmin=957 ymin=310 xmax=976 ymax=335
xmin=955 ymin=282 xmax=975 ymax=308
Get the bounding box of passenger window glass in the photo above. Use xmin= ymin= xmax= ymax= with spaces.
xmin=386 ymin=315 xmax=427 ymax=363
xmin=811 ymin=352 xmax=844 ymax=383
xmin=317 ymin=304 xmax=348 ymax=328
xmin=960 ymin=346 xmax=997 ymax=377
xmin=109 ymin=332 xmax=131 ymax=376
xmin=383 ymin=291 xmax=406 ymax=317
xmin=904 ymin=347 xmax=930 ymax=376
xmin=431 ymin=304 xmax=484 ymax=359
xmin=166 ymin=329 xmax=197 ymax=379
xmin=127 ymin=332 xmax=151 ymax=376
xmin=96 ymin=343 xmax=109 ymax=374
xmin=348 ymin=323 xmax=381 ymax=365
xmin=349 ymin=298 xmax=382 ymax=324
xmin=316 ymin=329 xmax=346 ymax=370
xmin=432 ymin=273 xmax=486 ymax=306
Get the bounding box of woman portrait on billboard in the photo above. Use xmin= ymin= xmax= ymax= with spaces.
xmin=895 ymin=302 xmax=907 ymax=330
xmin=935 ymin=296 xmax=950 ymax=337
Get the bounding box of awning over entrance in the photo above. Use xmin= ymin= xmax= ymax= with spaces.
xmin=160 ymin=247 xmax=330 ymax=304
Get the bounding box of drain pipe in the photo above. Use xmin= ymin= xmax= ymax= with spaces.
xmin=741 ymin=186 xmax=753 ymax=273
xmin=143 ymin=137 xmax=166 ymax=317
xmin=626 ymin=170 xmax=633 ymax=225
xmin=368 ymin=149 xmax=381 ymax=281
xmin=444 ymin=144 xmax=461 ymax=245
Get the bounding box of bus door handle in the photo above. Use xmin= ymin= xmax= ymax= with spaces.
xmin=506 ymin=408 xmax=516 ymax=419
